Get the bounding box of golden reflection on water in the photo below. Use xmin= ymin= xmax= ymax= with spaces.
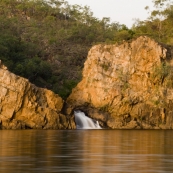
xmin=0 ymin=130 xmax=173 ymax=173
xmin=75 ymin=130 xmax=173 ymax=173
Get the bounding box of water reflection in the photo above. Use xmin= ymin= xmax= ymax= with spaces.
xmin=0 ymin=130 xmax=173 ymax=173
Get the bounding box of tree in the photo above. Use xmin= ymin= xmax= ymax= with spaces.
xmin=0 ymin=0 xmax=135 ymax=98
xmin=133 ymin=0 xmax=173 ymax=44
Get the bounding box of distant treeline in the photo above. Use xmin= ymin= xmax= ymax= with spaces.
xmin=0 ymin=0 xmax=172 ymax=98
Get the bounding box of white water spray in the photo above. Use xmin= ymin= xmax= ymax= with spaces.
xmin=74 ymin=110 xmax=101 ymax=129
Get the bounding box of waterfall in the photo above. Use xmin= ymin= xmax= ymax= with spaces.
xmin=74 ymin=110 xmax=102 ymax=129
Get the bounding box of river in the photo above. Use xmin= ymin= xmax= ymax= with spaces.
xmin=0 ymin=130 xmax=173 ymax=173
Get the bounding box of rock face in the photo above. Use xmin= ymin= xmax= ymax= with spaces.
xmin=0 ymin=61 xmax=75 ymax=129
xmin=67 ymin=36 xmax=173 ymax=129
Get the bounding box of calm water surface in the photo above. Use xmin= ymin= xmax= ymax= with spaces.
xmin=0 ymin=130 xmax=173 ymax=173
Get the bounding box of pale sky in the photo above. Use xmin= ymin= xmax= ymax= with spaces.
xmin=66 ymin=0 xmax=154 ymax=28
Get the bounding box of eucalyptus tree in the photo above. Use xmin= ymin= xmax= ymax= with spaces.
xmin=133 ymin=0 xmax=173 ymax=44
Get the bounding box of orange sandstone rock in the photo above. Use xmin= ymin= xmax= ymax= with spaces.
xmin=0 ymin=61 xmax=75 ymax=129
xmin=67 ymin=36 xmax=173 ymax=129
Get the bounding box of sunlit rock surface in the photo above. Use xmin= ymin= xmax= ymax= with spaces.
xmin=67 ymin=36 xmax=173 ymax=129
xmin=0 ymin=61 xmax=75 ymax=129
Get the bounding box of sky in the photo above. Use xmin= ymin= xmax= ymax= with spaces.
xmin=66 ymin=0 xmax=154 ymax=28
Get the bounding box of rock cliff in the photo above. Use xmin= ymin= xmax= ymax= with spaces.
xmin=67 ymin=36 xmax=173 ymax=129
xmin=0 ymin=61 xmax=75 ymax=129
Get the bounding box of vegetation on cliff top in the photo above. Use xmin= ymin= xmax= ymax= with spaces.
xmin=133 ymin=0 xmax=173 ymax=44
xmin=0 ymin=0 xmax=173 ymax=98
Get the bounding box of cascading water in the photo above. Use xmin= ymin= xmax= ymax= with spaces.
xmin=74 ymin=110 xmax=102 ymax=129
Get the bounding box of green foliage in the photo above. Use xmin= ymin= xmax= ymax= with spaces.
xmin=1 ymin=0 xmax=173 ymax=100
xmin=0 ymin=0 xmax=134 ymax=99
xmin=100 ymin=62 xmax=110 ymax=71
xmin=52 ymin=79 xmax=78 ymax=99
xmin=149 ymin=61 xmax=173 ymax=90
xmin=154 ymin=99 xmax=160 ymax=106
xmin=122 ymin=82 xmax=130 ymax=91
xmin=151 ymin=62 xmax=171 ymax=84
xmin=132 ymin=0 xmax=173 ymax=44
xmin=99 ymin=104 xmax=109 ymax=112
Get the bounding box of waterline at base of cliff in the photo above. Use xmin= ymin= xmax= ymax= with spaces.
xmin=1 ymin=36 xmax=173 ymax=129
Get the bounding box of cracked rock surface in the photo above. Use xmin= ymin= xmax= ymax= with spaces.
xmin=67 ymin=36 xmax=173 ymax=129
xmin=0 ymin=61 xmax=75 ymax=129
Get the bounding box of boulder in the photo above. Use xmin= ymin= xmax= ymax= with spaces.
xmin=67 ymin=36 xmax=173 ymax=129
xmin=0 ymin=61 xmax=75 ymax=129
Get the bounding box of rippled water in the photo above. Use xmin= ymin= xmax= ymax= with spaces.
xmin=0 ymin=130 xmax=173 ymax=173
